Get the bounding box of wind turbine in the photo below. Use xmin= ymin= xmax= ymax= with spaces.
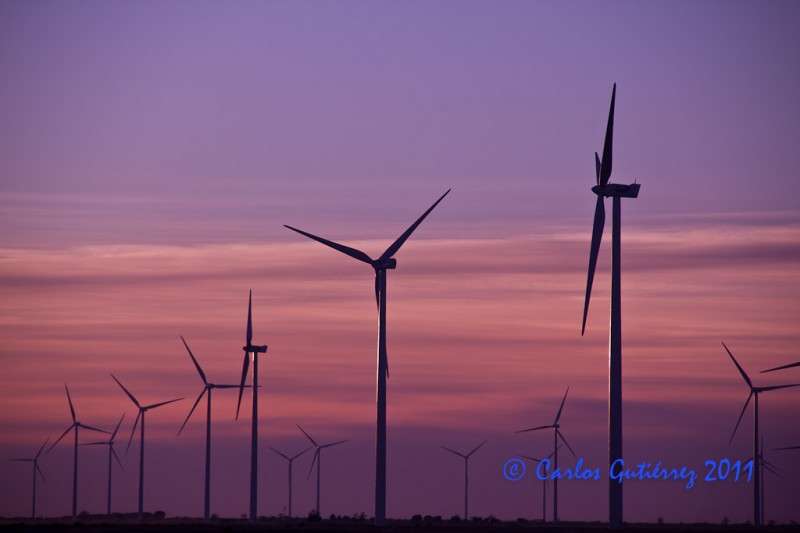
xmin=111 ymin=373 xmax=182 ymax=520
xmin=46 ymin=384 xmax=109 ymax=521
xmin=441 ymin=440 xmax=487 ymax=521
xmin=519 ymin=446 xmax=560 ymax=523
xmin=269 ymin=445 xmax=311 ymax=518
xmin=580 ymin=83 xmax=639 ymax=529
xmin=723 ymin=341 xmax=800 ymax=527
xmin=285 ymin=189 xmax=449 ymax=525
xmin=761 ymin=361 xmax=800 ymax=373
xmin=756 ymin=436 xmax=782 ymax=526
xmin=178 ymin=336 xmax=248 ymax=521
xmin=297 ymin=424 xmax=348 ymax=518
xmin=81 ymin=413 xmax=125 ymax=515
xmin=8 ymin=438 xmax=48 ymax=519
xmin=235 ymin=290 xmax=268 ymax=522
xmin=516 ymin=387 xmax=577 ymax=522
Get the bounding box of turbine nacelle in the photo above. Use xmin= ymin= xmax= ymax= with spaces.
xmin=373 ymin=257 xmax=397 ymax=270
xmin=592 ymin=183 xmax=640 ymax=198
xmin=243 ymin=344 xmax=268 ymax=353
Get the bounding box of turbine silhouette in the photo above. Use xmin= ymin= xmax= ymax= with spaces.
xmin=46 ymin=384 xmax=109 ymax=521
xmin=285 ymin=189 xmax=449 ymax=525
xmin=178 ymin=336 xmax=248 ymax=521
xmin=269 ymin=445 xmax=311 ymax=518
xmin=81 ymin=413 xmax=125 ymax=515
xmin=235 ymin=290 xmax=268 ymax=521
xmin=580 ymin=83 xmax=639 ymax=528
xmin=519 ymin=445 xmax=560 ymax=523
xmin=761 ymin=361 xmax=800 ymax=373
xmin=517 ymin=387 xmax=577 ymax=522
xmin=111 ymin=373 xmax=182 ymax=520
xmin=441 ymin=440 xmax=487 ymax=521
xmin=8 ymin=438 xmax=49 ymax=519
xmin=723 ymin=341 xmax=800 ymax=527
xmin=297 ymin=424 xmax=348 ymax=518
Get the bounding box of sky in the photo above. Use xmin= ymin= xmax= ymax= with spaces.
xmin=1 ymin=0 xmax=799 ymax=524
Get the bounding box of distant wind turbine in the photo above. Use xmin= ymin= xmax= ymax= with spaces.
xmin=297 ymin=424 xmax=348 ymax=518
xmin=8 ymin=438 xmax=49 ymax=519
xmin=580 ymin=83 xmax=640 ymax=529
xmin=46 ymin=384 xmax=109 ymax=521
xmin=761 ymin=361 xmax=800 ymax=373
xmin=756 ymin=436 xmax=782 ymax=526
xmin=723 ymin=341 xmax=800 ymax=527
xmin=517 ymin=387 xmax=577 ymax=522
xmin=235 ymin=290 xmax=268 ymax=522
xmin=111 ymin=373 xmax=182 ymax=520
xmin=178 ymin=335 xmax=248 ymax=521
xmin=81 ymin=413 xmax=125 ymax=515
xmin=269 ymin=445 xmax=311 ymax=518
xmin=285 ymin=189 xmax=449 ymax=526
xmin=519 ymin=446 xmax=560 ymax=523
xmin=441 ymin=440 xmax=487 ymax=521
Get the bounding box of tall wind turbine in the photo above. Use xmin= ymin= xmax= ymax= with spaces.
xmin=441 ymin=440 xmax=487 ymax=521
xmin=519 ymin=446 xmax=559 ymax=523
xmin=81 ymin=414 xmax=125 ymax=515
xmin=517 ymin=388 xmax=577 ymax=522
xmin=761 ymin=361 xmax=800 ymax=373
xmin=285 ymin=189 xmax=449 ymax=525
xmin=297 ymin=424 xmax=348 ymax=518
xmin=46 ymin=384 xmax=109 ymax=521
xmin=269 ymin=445 xmax=311 ymax=518
xmin=723 ymin=341 xmax=800 ymax=527
xmin=111 ymin=374 xmax=182 ymax=520
xmin=580 ymin=83 xmax=639 ymax=529
xmin=178 ymin=336 xmax=248 ymax=521
xmin=8 ymin=438 xmax=48 ymax=519
xmin=235 ymin=290 xmax=268 ymax=522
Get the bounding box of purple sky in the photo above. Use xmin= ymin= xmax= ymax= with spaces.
xmin=1 ymin=0 xmax=799 ymax=524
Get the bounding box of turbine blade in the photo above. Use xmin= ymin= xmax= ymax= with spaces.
xmin=307 ymin=449 xmax=319 ymax=479
xmin=582 ymin=195 xmax=605 ymax=336
xmin=35 ymin=438 xmax=49 ymax=460
xmin=111 ymin=374 xmax=141 ymax=408
xmin=379 ymin=189 xmax=450 ymax=261
xmin=65 ymin=383 xmax=76 ymax=423
xmin=213 ymin=384 xmax=246 ymax=389
xmin=321 ymin=439 xmax=348 ymax=449
xmin=247 ymin=290 xmax=253 ymax=346
xmin=236 ymin=351 xmax=250 ymax=421
xmin=761 ymin=361 xmax=800 ymax=373
xmin=722 ymin=342 xmax=753 ymax=388
xmin=516 ymin=424 xmax=553 ymax=434
xmin=110 ymin=413 xmax=126 ymax=441
xmin=760 ymin=383 xmax=800 ymax=392
xmin=268 ymin=446 xmax=290 ymax=461
xmin=519 ymin=454 xmax=542 ymax=463
xmin=111 ymin=447 xmax=125 ymax=471
xmin=441 ymin=445 xmax=466 ymax=458
xmin=291 ymin=447 xmax=313 ymax=461
xmin=78 ymin=423 xmax=111 ymax=434
xmin=47 ymin=425 xmax=75 ymax=454
xmin=554 ymin=387 xmax=569 ymax=425
xmin=547 ymin=444 xmax=563 ymax=460
xmin=556 ymin=430 xmax=578 ymax=459
xmin=145 ymin=397 xmax=183 ymax=410
xmin=80 ymin=442 xmax=107 ymax=446
xmin=374 ymin=271 xmax=380 ymax=310
xmin=774 ymin=445 xmax=800 ymax=451
xmin=763 ymin=463 xmax=782 ymax=478
xmin=467 ymin=440 xmax=488 ymax=457
xmin=599 ymin=83 xmax=615 ymax=186
xmin=729 ymin=391 xmax=753 ymax=444
xmin=178 ymin=389 xmax=207 ymax=436
xmin=296 ymin=424 xmax=318 ymax=447
xmin=126 ymin=411 xmax=142 ymax=454
xmin=36 ymin=463 xmax=47 ymax=484
xmin=284 ymin=225 xmax=373 ymax=265
xmin=181 ymin=336 xmax=207 ymax=385
xmin=594 ymin=152 xmax=601 ymax=184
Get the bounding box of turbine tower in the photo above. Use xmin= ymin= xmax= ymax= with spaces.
xmin=519 ymin=446 xmax=559 ymax=523
xmin=8 ymin=438 xmax=49 ymax=519
xmin=269 ymin=445 xmax=311 ymax=518
xmin=111 ymin=374 xmax=182 ymax=520
xmin=441 ymin=440 xmax=487 ymax=521
xmin=516 ymin=387 xmax=577 ymax=522
xmin=235 ymin=290 xmax=268 ymax=521
xmin=285 ymin=189 xmax=449 ymax=525
xmin=178 ymin=336 xmax=248 ymax=521
xmin=297 ymin=424 xmax=348 ymax=518
xmin=723 ymin=341 xmax=800 ymax=527
xmin=580 ymin=83 xmax=639 ymax=529
xmin=81 ymin=414 xmax=125 ymax=515
xmin=46 ymin=384 xmax=109 ymax=521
